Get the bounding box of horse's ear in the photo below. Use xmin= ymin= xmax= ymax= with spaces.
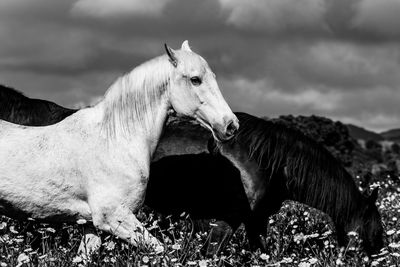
xmin=164 ymin=43 xmax=178 ymax=67
xmin=369 ymin=188 xmax=379 ymax=203
xmin=181 ymin=40 xmax=192 ymax=52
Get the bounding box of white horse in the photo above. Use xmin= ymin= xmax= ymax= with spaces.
xmin=0 ymin=41 xmax=238 ymax=250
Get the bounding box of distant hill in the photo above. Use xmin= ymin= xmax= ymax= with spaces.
xmin=346 ymin=124 xmax=384 ymax=142
xmin=381 ymin=129 xmax=400 ymax=142
xmin=272 ymin=115 xmax=358 ymax=167
xmin=270 ymin=116 xmax=399 ymax=177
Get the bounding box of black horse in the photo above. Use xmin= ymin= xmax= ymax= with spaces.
xmin=0 ymin=85 xmax=76 ymax=126
xmin=212 ymin=112 xmax=384 ymax=255
xmin=146 ymin=152 xmax=252 ymax=254
xmin=0 ymin=85 xmax=384 ymax=256
xmin=153 ymin=113 xmax=384 ymax=256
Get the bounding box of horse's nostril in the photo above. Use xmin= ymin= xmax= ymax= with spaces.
xmin=226 ymin=121 xmax=238 ymax=137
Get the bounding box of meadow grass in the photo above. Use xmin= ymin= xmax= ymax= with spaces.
xmin=0 ymin=175 xmax=399 ymax=266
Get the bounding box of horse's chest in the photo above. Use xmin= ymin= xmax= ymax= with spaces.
xmin=89 ymin=152 xmax=150 ymax=211
xmin=223 ymin=155 xmax=264 ymax=210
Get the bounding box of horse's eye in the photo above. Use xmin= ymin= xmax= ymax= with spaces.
xmin=190 ymin=76 xmax=202 ymax=86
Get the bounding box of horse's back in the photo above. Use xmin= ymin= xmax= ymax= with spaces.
xmin=153 ymin=117 xmax=211 ymax=161
xmin=0 ymin=115 xmax=93 ymax=222
xmin=0 ymin=85 xmax=77 ymax=126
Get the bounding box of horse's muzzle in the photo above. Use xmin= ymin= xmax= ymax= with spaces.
xmin=215 ymin=118 xmax=239 ymax=142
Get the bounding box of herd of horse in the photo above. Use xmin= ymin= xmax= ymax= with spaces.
xmin=0 ymin=41 xmax=384 ymax=257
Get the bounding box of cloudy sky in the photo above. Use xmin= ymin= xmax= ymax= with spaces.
xmin=1 ymin=0 xmax=400 ymax=132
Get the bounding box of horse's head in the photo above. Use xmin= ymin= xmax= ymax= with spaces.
xmin=359 ymin=188 xmax=384 ymax=256
xmin=164 ymin=41 xmax=238 ymax=142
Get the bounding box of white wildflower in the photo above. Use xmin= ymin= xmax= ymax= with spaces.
xmin=72 ymin=256 xmax=82 ymax=263
xmin=308 ymin=233 xmax=319 ymax=238
xmin=172 ymin=243 xmax=181 ymax=250
xmin=260 ymin=253 xmax=269 ymax=261
xmin=347 ymin=231 xmax=358 ymax=237
xmin=155 ymin=245 xmax=164 ymax=254
xmin=0 ymin=222 xmax=7 ymax=231
xmin=16 ymin=253 xmax=30 ymax=267
xmin=336 ymin=258 xmax=344 ymax=266
xmin=46 ymin=227 xmax=56 ymax=233
xmin=389 ymin=242 xmax=400 ymax=249
xmin=199 ymin=260 xmax=208 ymax=267
xmin=9 ymin=226 xmax=18 ymax=234
xmin=387 ymin=229 xmax=396 ymax=235
xmin=322 ymin=230 xmax=332 ymax=236
xmin=105 ymin=241 xmax=115 ymax=251
xmin=38 ymin=254 xmax=47 ymax=260
xmin=281 ymin=257 xmax=293 ymax=263
xmin=309 ymin=258 xmax=318 ymax=264
xmin=76 ymin=219 xmax=87 ymax=225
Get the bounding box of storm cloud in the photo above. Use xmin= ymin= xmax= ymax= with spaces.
xmin=0 ymin=0 xmax=399 ymax=131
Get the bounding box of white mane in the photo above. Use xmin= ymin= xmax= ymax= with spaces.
xmin=101 ymin=56 xmax=172 ymax=137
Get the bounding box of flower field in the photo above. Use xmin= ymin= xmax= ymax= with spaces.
xmin=0 ymin=174 xmax=399 ymax=267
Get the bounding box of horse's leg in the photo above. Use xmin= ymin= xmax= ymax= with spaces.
xmin=78 ymin=225 xmax=102 ymax=257
xmin=204 ymin=220 xmax=232 ymax=256
xmin=90 ymin=203 xmax=162 ymax=250
xmin=245 ymin=218 xmax=267 ymax=252
xmin=335 ymin=224 xmax=348 ymax=248
xmin=245 ymin=205 xmax=278 ymax=252
xmin=246 ymin=172 xmax=288 ymax=252
xmin=202 ymin=219 xmax=241 ymax=257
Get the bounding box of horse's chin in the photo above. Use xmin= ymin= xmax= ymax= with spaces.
xmin=195 ymin=117 xmax=221 ymax=142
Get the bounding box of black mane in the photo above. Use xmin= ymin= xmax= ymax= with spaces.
xmin=228 ymin=112 xmax=365 ymax=226
xmin=0 ymin=85 xmax=77 ymax=126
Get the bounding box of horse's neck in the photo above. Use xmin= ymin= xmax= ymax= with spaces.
xmin=97 ymin=58 xmax=172 ymax=159
xmin=95 ymin=98 xmax=169 ymax=159
xmin=288 ymin=175 xmax=363 ymax=230
xmin=153 ymin=121 xmax=211 ymax=162
xmin=140 ymin=99 xmax=170 ymax=156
